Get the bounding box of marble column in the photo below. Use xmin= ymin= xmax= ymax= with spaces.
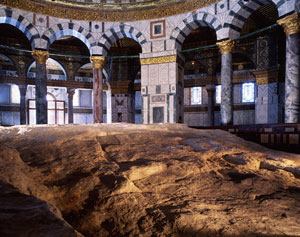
xmin=278 ymin=13 xmax=300 ymax=123
xmin=18 ymin=84 xmax=27 ymax=125
xmin=67 ymin=88 xmax=75 ymax=124
xmin=106 ymin=83 xmax=112 ymax=124
xmin=205 ymin=85 xmax=215 ymax=127
xmin=90 ymin=56 xmax=105 ymax=123
xmin=217 ymin=40 xmax=235 ymax=126
xmin=32 ymin=50 xmax=49 ymax=124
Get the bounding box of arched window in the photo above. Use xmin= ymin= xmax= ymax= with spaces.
xmin=28 ymin=92 xmax=65 ymax=125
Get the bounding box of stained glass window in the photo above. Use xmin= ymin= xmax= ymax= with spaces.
xmin=191 ymin=87 xmax=202 ymax=105
xmin=215 ymin=85 xmax=221 ymax=104
xmin=242 ymin=83 xmax=255 ymax=103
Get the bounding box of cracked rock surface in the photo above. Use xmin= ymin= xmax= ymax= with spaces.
xmin=1 ymin=124 xmax=300 ymax=236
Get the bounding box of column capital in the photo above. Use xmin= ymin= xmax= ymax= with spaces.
xmin=277 ymin=13 xmax=300 ymax=36
xmin=32 ymin=50 xmax=49 ymax=64
xmin=217 ymin=39 xmax=235 ymax=55
xmin=18 ymin=84 xmax=27 ymax=96
xmin=67 ymin=88 xmax=76 ymax=98
xmin=205 ymin=85 xmax=216 ymax=97
xmin=90 ymin=56 xmax=105 ymax=69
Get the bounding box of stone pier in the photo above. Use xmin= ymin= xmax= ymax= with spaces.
xmin=140 ymin=50 xmax=184 ymax=124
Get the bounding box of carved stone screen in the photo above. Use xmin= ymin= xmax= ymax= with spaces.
xmin=153 ymin=107 xmax=164 ymax=123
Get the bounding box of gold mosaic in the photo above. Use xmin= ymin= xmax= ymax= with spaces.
xmin=1 ymin=0 xmax=221 ymax=22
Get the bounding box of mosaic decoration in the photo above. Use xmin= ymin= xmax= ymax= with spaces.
xmin=150 ymin=20 xmax=165 ymax=39
xmin=1 ymin=0 xmax=221 ymax=22
xmin=140 ymin=55 xmax=176 ymax=65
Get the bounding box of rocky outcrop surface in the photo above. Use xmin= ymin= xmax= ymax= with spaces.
xmin=1 ymin=124 xmax=300 ymax=236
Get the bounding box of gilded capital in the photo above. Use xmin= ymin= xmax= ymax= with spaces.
xmin=140 ymin=55 xmax=176 ymax=65
xmin=277 ymin=13 xmax=300 ymax=36
xmin=90 ymin=56 xmax=105 ymax=69
xmin=32 ymin=50 xmax=49 ymax=64
xmin=217 ymin=40 xmax=235 ymax=55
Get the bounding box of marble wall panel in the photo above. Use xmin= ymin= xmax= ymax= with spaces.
xmin=158 ymin=63 xmax=169 ymax=85
xmin=152 ymin=40 xmax=165 ymax=52
xmin=0 ymin=112 xmax=20 ymax=126
xmin=141 ymin=65 xmax=149 ymax=86
xmin=168 ymin=62 xmax=177 ymax=85
xmin=148 ymin=64 xmax=159 ymax=86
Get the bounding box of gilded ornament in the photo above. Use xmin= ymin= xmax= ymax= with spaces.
xmin=140 ymin=55 xmax=176 ymax=65
xmin=1 ymin=0 xmax=221 ymax=22
xmin=216 ymin=40 xmax=235 ymax=55
xmin=90 ymin=56 xmax=105 ymax=69
xmin=277 ymin=13 xmax=300 ymax=36
xmin=256 ymin=77 xmax=268 ymax=85
xmin=32 ymin=50 xmax=49 ymax=64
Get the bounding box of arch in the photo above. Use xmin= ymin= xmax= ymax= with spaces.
xmin=46 ymin=92 xmax=56 ymax=101
xmin=0 ymin=9 xmax=39 ymax=49
xmin=75 ymin=62 xmax=110 ymax=82
xmin=40 ymin=22 xmax=98 ymax=55
xmin=103 ymin=68 xmax=109 ymax=81
xmin=0 ymin=53 xmax=19 ymax=77
xmin=27 ymin=58 xmax=67 ymax=80
xmin=224 ymin=0 xmax=287 ymax=39
xmin=170 ymin=12 xmax=222 ymax=51
xmin=0 ymin=53 xmax=15 ymax=66
xmin=74 ymin=62 xmax=93 ymax=82
xmin=296 ymin=0 xmax=300 ymax=13
xmin=98 ymin=24 xmax=147 ymax=56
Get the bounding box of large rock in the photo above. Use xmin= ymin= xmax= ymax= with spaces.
xmin=0 ymin=124 xmax=300 ymax=236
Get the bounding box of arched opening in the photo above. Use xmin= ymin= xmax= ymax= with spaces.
xmin=0 ymin=24 xmax=32 ymax=125
xmin=73 ymin=63 xmax=108 ymax=124
xmin=232 ymin=2 xmax=284 ymax=125
xmin=106 ymin=37 xmax=142 ymax=123
xmin=0 ymin=23 xmax=32 ymax=51
xmin=27 ymin=88 xmax=67 ymax=125
xmin=181 ymin=26 xmax=218 ymax=127
xmin=26 ymin=58 xmax=68 ymax=125
xmin=27 ymin=58 xmax=66 ymax=80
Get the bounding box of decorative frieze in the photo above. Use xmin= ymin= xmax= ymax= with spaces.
xmin=140 ymin=55 xmax=176 ymax=65
xmin=253 ymin=68 xmax=280 ymax=85
xmin=1 ymin=0 xmax=221 ymax=22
